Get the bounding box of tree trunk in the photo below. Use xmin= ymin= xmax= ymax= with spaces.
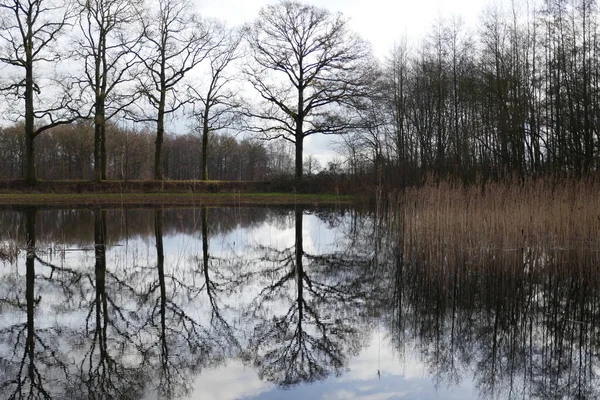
xmin=155 ymin=89 xmax=166 ymax=181
xmin=94 ymin=129 xmax=101 ymax=182
xmin=100 ymin=128 xmax=107 ymax=180
xmin=295 ymin=106 xmax=304 ymax=180
xmin=24 ymin=40 xmax=36 ymax=185
xmin=154 ymin=126 xmax=163 ymax=181
xmin=94 ymin=106 xmax=105 ymax=183
xmin=202 ymin=108 xmax=210 ymax=181
xmin=295 ymin=136 xmax=304 ymax=180
xmin=295 ymin=74 xmax=304 ymax=180
xmin=24 ymin=130 xmax=36 ymax=185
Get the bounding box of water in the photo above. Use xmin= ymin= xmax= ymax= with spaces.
xmin=0 ymin=206 xmax=598 ymax=399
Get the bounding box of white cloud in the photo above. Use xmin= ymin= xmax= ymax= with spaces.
xmin=323 ymin=389 xmax=413 ymax=400
xmin=188 ymin=361 xmax=273 ymax=400
xmin=338 ymin=332 xmax=428 ymax=383
xmin=323 ymin=389 xmax=356 ymax=400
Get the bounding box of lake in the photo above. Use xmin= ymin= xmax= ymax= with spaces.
xmin=0 ymin=205 xmax=598 ymax=399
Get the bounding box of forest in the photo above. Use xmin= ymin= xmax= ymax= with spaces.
xmin=0 ymin=0 xmax=598 ymax=186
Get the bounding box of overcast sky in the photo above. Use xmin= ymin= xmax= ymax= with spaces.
xmin=197 ymin=0 xmax=485 ymax=57
xmin=194 ymin=0 xmax=486 ymax=165
xmin=0 ymin=0 xmax=489 ymax=168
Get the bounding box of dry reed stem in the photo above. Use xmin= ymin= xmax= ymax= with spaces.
xmin=392 ymin=178 xmax=600 ymax=280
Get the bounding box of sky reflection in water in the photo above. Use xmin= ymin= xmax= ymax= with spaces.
xmin=0 ymin=206 xmax=597 ymax=400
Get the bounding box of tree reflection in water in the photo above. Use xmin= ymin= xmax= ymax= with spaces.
xmin=242 ymin=208 xmax=383 ymax=387
xmin=0 ymin=207 xmax=71 ymax=399
xmin=195 ymin=207 xmax=240 ymax=349
xmin=386 ymin=211 xmax=600 ymax=399
xmin=136 ymin=208 xmax=240 ymax=399
xmin=72 ymin=207 xmax=146 ymax=399
xmin=0 ymin=206 xmax=599 ymax=399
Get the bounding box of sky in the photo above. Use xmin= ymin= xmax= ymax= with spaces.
xmin=0 ymin=0 xmax=489 ymax=169
xmin=194 ymin=0 xmax=486 ymax=165
xmin=197 ymin=0 xmax=484 ymax=57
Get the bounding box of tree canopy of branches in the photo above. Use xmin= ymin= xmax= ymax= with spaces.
xmin=0 ymin=0 xmax=599 ymax=185
xmin=0 ymin=0 xmax=78 ymax=184
xmin=137 ymin=0 xmax=214 ymax=180
xmin=341 ymin=1 xmax=600 ymax=185
xmin=75 ymin=0 xmax=144 ymax=182
xmin=189 ymin=23 xmax=243 ymax=181
xmin=244 ymin=0 xmax=375 ymax=179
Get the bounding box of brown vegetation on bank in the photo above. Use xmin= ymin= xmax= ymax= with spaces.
xmin=395 ymin=177 xmax=600 ymax=249
xmin=388 ymin=178 xmax=600 ymax=399
xmin=391 ymin=177 xmax=600 ymax=278
xmin=0 ymin=174 xmax=357 ymax=194
xmin=0 ymin=174 xmax=365 ymax=207
xmin=0 ymin=179 xmax=271 ymax=194
xmin=0 ymin=176 xmax=357 ymax=206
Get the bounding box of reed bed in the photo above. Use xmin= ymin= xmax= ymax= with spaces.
xmin=390 ymin=177 xmax=600 ymax=281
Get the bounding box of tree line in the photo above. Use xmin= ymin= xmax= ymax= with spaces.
xmin=0 ymin=0 xmax=598 ymax=185
xmin=345 ymin=0 xmax=600 ymax=185
xmin=0 ymin=122 xmax=294 ymax=180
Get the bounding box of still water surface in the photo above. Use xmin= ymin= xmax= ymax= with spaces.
xmin=0 ymin=206 xmax=598 ymax=399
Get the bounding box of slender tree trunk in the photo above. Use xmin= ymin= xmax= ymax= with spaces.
xmin=94 ymin=129 xmax=101 ymax=182
xmin=155 ymin=89 xmax=166 ymax=181
xmin=295 ymin=70 xmax=305 ymax=180
xmin=100 ymin=127 xmax=107 ymax=180
xmin=94 ymin=103 xmax=105 ymax=182
xmin=202 ymin=108 xmax=210 ymax=181
xmin=24 ymin=33 xmax=36 ymax=184
xmin=295 ymin=83 xmax=304 ymax=180
xmin=24 ymin=129 xmax=36 ymax=185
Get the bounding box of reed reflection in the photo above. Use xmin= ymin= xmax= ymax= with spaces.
xmin=387 ymin=206 xmax=600 ymax=399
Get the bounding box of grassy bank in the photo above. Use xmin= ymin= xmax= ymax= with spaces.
xmin=0 ymin=178 xmax=358 ymax=207
xmin=0 ymin=176 xmax=359 ymax=195
xmin=0 ymin=192 xmax=352 ymax=207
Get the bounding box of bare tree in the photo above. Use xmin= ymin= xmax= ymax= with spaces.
xmin=244 ymin=0 xmax=375 ymax=179
xmin=136 ymin=0 xmax=214 ymax=180
xmin=74 ymin=0 xmax=144 ymax=182
xmin=0 ymin=0 xmax=77 ymax=184
xmin=189 ymin=23 xmax=243 ymax=181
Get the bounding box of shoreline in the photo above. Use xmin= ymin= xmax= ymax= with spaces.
xmin=0 ymin=192 xmax=353 ymax=207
